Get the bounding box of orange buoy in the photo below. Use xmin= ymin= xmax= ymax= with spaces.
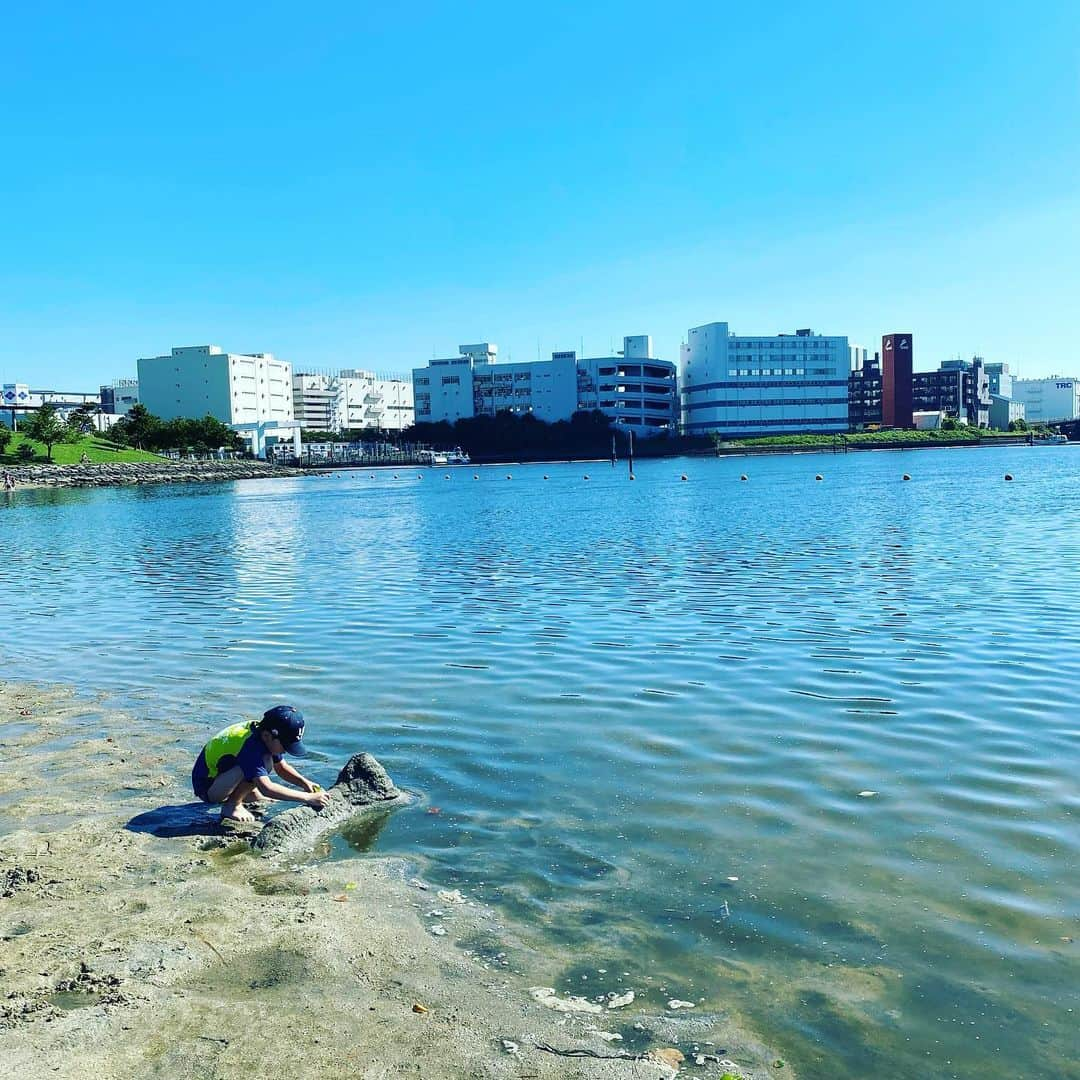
xmin=629 ymin=473 xmax=636 ymax=480
xmin=815 ymin=474 xmax=824 ymax=481
xmin=902 ymin=474 xmax=911 ymax=481
xmin=680 ymin=474 xmax=688 ymax=481
xmin=473 ymin=474 xmax=479 ymax=479
xmin=1005 ymin=474 xmax=1013 ymax=481
xmin=583 ymin=474 xmax=590 ymax=480
xmin=740 ymin=474 xmax=748 ymax=481
xmin=543 ymin=475 xmax=549 ymax=480
xmin=506 ymin=474 xmax=512 ymax=480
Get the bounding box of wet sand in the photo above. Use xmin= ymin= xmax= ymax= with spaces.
xmin=0 ymin=681 xmax=789 ymax=1080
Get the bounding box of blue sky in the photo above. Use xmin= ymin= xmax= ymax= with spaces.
xmin=2 ymin=1 xmax=1078 ymax=389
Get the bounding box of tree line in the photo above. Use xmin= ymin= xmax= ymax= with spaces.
xmin=1 ymin=403 xmax=243 ymax=462
xmin=104 ymin=404 xmax=242 ymax=454
xmin=403 ymin=409 xmax=698 ymax=462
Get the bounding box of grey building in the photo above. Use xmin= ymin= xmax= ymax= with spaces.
xmin=912 ymin=357 xmax=991 ymax=426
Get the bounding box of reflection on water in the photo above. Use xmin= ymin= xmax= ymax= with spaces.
xmin=3 ymin=449 xmax=1079 ymax=1079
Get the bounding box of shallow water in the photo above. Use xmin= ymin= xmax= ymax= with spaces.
xmin=3 ymin=447 xmax=1078 ymax=1078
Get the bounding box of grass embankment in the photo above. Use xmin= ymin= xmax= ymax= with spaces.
xmin=1 ymin=433 xmax=164 ymax=465
xmin=724 ymin=429 xmax=1020 ymax=449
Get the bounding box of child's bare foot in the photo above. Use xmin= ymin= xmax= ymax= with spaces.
xmin=221 ymin=803 xmax=255 ymax=823
xmin=244 ymin=791 xmax=271 ymax=814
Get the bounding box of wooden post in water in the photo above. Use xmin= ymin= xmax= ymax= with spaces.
xmin=611 ymin=435 xmax=617 ymax=467
xmin=628 ymin=429 xmax=634 ymax=477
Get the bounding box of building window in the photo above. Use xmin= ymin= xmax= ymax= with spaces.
xmin=442 ymin=375 xmax=460 ymax=386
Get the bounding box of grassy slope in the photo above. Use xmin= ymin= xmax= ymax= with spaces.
xmin=1 ymin=433 xmax=164 ymax=465
xmin=728 ymin=429 xmax=1021 ymax=448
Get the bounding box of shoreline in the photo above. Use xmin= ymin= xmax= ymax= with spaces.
xmin=2 ymin=460 xmax=325 ymax=491
xmin=0 ymin=678 xmax=788 ymax=1079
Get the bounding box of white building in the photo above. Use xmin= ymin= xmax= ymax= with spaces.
xmin=1012 ymin=377 xmax=1080 ymax=423
xmin=99 ymin=378 xmax=140 ymax=416
xmin=292 ymin=370 xmax=414 ymax=432
xmin=137 ymin=344 xmax=300 ymax=459
xmin=412 ymin=338 xmax=677 ymax=436
xmin=680 ymin=323 xmax=850 ymax=437
xmin=3 ymin=383 xmax=121 ymax=429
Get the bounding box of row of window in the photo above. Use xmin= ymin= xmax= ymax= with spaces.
xmin=685 ymin=397 xmax=848 ymax=412
xmin=684 ymin=417 xmax=846 ymax=431
xmin=730 ymin=340 xmax=832 ymax=350
xmin=685 ymin=379 xmax=847 ymax=393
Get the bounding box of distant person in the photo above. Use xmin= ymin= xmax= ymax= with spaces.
xmin=79 ymin=452 xmax=89 ymax=464
xmin=2 ymin=470 xmax=15 ymax=491
xmin=191 ymin=705 xmax=330 ymax=823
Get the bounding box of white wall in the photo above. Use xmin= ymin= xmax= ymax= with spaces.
xmin=1012 ymin=377 xmax=1079 ymax=422
xmin=413 ymin=356 xmax=475 ymax=423
xmin=138 ymin=345 xmax=293 ymax=426
xmin=681 ymin=322 xmax=850 ymax=436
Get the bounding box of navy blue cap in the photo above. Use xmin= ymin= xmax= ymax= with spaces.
xmin=261 ymin=705 xmax=309 ymax=757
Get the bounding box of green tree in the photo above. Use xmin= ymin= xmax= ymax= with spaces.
xmin=22 ymin=404 xmax=66 ymax=461
xmin=122 ymin=403 xmax=160 ymax=450
xmin=65 ymin=406 xmax=97 ymax=437
xmin=1007 ymin=417 xmax=1028 ymax=432
xmin=940 ymin=416 xmax=960 ymax=431
xmin=0 ymin=423 xmax=11 ymax=457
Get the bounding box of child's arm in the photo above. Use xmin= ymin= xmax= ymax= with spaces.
xmin=256 ymin=774 xmax=328 ymax=807
xmin=273 ymin=757 xmax=319 ymax=793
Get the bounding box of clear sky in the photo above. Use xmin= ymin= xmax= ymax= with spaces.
xmin=3 ymin=1 xmax=1078 ymax=389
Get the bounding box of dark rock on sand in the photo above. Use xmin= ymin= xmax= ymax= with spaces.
xmin=253 ymin=753 xmax=408 ymax=857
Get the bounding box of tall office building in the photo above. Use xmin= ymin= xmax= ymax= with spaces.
xmin=912 ymin=357 xmax=991 ymax=427
xmin=680 ymin=323 xmax=849 ymax=437
xmin=413 ymin=338 xmax=677 ymax=436
xmin=881 ymin=333 xmax=914 ymax=428
xmin=137 ymin=344 xmax=300 ymax=458
xmin=848 ymin=351 xmax=883 ymax=430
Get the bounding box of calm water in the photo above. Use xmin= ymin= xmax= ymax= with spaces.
xmin=3 ymin=448 xmax=1078 ymax=1078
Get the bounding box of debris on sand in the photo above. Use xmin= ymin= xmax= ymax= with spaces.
xmin=667 ymin=999 xmax=696 ymax=1010
xmin=607 ymin=990 xmax=635 ymax=1009
xmin=528 ymin=987 xmax=604 ymax=1014
xmin=648 ymin=1047 xmax=685 ymax=1069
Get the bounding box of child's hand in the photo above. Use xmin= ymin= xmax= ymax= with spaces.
xmin=306 ymin=790 xmax=330 ymax=810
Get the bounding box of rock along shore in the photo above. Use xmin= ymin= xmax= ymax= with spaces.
xmin=4 ymin=460 xmax=320 ymax=489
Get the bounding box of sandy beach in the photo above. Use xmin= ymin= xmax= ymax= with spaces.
xmin=0 ymin=681 xmax=789 ymax=1080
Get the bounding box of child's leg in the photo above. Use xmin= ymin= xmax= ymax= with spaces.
xmin=205 ymin=766 xmax=259 ymax=822
xmin=221 ymin=783 xmax=258 ymax=822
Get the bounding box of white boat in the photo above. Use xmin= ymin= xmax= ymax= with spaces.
xmin=1035 ymin=433 xmax=1068 ymax=444
xmin=418 ymin=447 xmax=471 ymax=466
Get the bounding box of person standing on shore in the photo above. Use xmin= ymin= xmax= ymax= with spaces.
xmin=191 ymin=705 xmax=330 ymax=822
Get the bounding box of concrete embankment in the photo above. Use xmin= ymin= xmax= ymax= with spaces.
xmin=4 ymin=460 xmax=318 ymax=489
